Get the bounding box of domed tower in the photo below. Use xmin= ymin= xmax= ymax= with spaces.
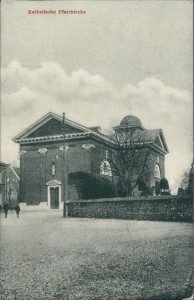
xmin=114 ymin=115 xmax=145 ymax=132
xmin=111 ymin=114 xmax=169 ymax=196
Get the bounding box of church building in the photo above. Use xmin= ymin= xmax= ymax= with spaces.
xmin=13 ymin=112 xmax=169 ymax=208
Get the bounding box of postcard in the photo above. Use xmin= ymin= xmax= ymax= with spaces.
xmin=1 ymin=1 xmax=193 ymax=299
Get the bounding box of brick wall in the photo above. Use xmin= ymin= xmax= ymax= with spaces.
xmin=19 ymin=139 xmax=108 ymax=204
xmin=66 ymin=196 xmax=193 ymax=222
xmin=20 ymin=149 xmax=41 ymax=204
xmin=90 ymin=142 xmax=107 ymax=174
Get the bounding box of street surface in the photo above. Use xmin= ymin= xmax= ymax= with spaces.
xmin=0 ymin=210 xmax=193 ymax=300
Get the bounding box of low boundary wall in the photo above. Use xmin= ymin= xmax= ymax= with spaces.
xmin=65 ymin=196 xmax=193 ymax=222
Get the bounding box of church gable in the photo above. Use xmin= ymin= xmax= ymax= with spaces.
xmin=154 ymin=136 xmax=163 ymax=149
xmin=13 ymin=112 xmax=92 ymax=142
xmin=27 ymin=118 xmax=83 ymax=138
xmin=153 ymin=131 xmax=169 ymax=153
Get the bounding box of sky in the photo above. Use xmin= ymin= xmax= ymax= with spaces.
xmin=1 ymin=0 xmax=193 ymax=193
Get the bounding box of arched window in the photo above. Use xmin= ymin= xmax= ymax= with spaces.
xmin=100 ymin=160 xmax=112 ymax=176
xmin=154 ymin=164 xmax=161 ymax=179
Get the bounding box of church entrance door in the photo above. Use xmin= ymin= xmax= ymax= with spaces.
xmin=50 ymin=187 xmax=59 ymax=209
xmin=46 ymin=180 xmax=62 ymax=209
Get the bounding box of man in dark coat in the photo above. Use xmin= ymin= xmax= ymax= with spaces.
xmin=3 ymin=203 xmax=9 ymax=218
xmin=15 ymin=204 xmax=21 ymax=218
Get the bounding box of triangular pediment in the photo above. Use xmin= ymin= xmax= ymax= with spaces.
xmin=13 ymin=112 xmax=91 ymax=141
xmin=27 ymin=118 xmax=83 ymax=138
xmin=154 ymin=136 xmax=163 ymax=149
xmin=153 ymin=131 xmax=169 ymax=153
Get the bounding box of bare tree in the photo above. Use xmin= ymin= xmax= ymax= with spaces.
xmin=108 ymin=128 xmax=154 ymax=196
xmin=180 ymin=169 xmax=190 ymax=189
xmin=180 ymin=163 xmax=193 ymax=195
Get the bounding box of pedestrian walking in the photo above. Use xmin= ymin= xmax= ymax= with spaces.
xmin=0 ymin=205 xmax=2 ymax=213
xmin=3 ymin=203 xmax=9 ymax=218
xmin=15 ymin=204 xmax=21 ymax=218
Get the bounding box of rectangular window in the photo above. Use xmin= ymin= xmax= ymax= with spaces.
xmin=0 ymin=172 xmax=4 ymax=184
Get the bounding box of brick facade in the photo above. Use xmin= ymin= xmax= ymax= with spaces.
xmin=19 ymin=138 xmax=109 ymax=205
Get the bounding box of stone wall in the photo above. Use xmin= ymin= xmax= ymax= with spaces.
xmin=66 ymin=196 xmax=193 ymax=222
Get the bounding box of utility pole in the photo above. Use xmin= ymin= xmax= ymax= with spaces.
xmin=62 ymin=112 xmax=68 ymax=217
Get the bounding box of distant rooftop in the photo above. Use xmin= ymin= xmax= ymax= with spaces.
xmin=12 ymin=167 xmax=20 ymax=177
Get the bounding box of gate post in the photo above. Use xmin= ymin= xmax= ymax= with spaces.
xmin=63 ymin=201 xmax=68 ymax=217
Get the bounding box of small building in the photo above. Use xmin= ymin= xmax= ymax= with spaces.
xmin=13 ymin=112 xmax=169 ymax=208
xmin=7 ymin=166 xmax=20 ymax=207
xmin=0 ymin=162 xmax=9 ymax=206
xmin=0 ymin=162 xmax=20 ymax=207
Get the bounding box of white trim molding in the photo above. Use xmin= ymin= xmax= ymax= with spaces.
xmin=46 ymin=179 xmax=62 ymax=209
xmin=82 ymin=144 xmax=95 ymax=150
xmin=38 ymin=148 xmax=47 ymax=154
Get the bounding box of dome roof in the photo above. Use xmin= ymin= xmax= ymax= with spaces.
xmin=120 ymin=115 xmax=142 ymax=127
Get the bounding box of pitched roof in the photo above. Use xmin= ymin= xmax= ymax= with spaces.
xmin=141 ymin=129 xmax=160 ymax=141
xmin=109 ymin=128 xmax=169 ymax=154
xmin=12 ymin=112 xmax=114 ymax=145
xmin=12 ymin=112 xmax=169 ymax=154
xmin=13 ymin=112 xmax=91 ymax=141
xmin=12 ymin=167 xmax=20 ymax=177
xmin=7 ymin=166 xmax=20 ymax=180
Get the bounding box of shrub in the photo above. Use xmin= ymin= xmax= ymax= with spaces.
xmin=68 ymin=171 xmax=116 ymax=200
xmin=159 ymin=178 xmax=169 ymax=191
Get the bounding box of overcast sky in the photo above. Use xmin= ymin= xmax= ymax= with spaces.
xmin=1 ymin=0 xmax=193 ymax=192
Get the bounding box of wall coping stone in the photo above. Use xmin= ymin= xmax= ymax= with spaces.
xmin=66 ymin=195 xmax=192 ymax=204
